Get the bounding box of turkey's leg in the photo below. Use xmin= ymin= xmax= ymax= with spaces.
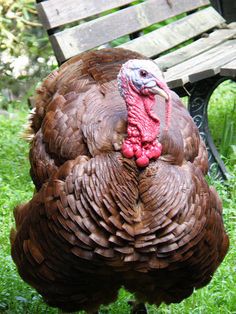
xmin=129 ymin=300 xmax=148 ymax=314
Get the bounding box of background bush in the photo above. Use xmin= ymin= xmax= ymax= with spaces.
xmin=0 ymin=0 xmax=56 ymax=110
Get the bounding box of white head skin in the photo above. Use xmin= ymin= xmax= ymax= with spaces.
xmin=117 ymin=59 xmax=169 ymax=100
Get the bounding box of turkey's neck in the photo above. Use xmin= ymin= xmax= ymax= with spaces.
xmin=122 ymin=85 xmax=162 ymax=167
xmin=126 ymin=92 xmax=160 ymax=142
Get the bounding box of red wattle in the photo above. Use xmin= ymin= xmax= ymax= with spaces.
xmin=122 ymin=142 xmax=134 ymax=158
xmin=120 ymin=75 xmax=164 ymax=167
xmin=136 ymin=155 xmax=149 ymax=167
xmin=134 ymin=145 xmax=142 ymax=158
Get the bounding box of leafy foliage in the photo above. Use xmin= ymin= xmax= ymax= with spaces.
xmin=0 ymin=1 xmax=41 ymax=54
xmin=208 ymin=80 xmax=236 ymax=167
xmin=0 ymin=0 xmax=56 ymax=109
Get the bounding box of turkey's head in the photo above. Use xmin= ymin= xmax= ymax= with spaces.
xmin=117 ymin=59 xmax=171 ymax=168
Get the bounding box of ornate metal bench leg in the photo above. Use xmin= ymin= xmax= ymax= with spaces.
xmin=188 ymin=75 xmax=228 ymax=180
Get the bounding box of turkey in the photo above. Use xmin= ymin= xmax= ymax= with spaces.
xmin=11 ymin=48 xmax=229 ymax=313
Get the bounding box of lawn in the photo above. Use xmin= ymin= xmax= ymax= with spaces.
xmin=0 ymin=81 xmax=235 ymax=314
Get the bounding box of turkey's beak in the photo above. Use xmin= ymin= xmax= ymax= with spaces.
xmin=145 ymin=81 xmax=169 ymax=100
xmin=150 ymin=85 xmax=169 ymax=100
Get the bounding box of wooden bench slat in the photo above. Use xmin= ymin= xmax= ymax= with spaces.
xmin=164 ymin=40 xmax=236 ymax=87
xmin=220 ymin=59 xmax=236 ymax=77
xmin=156 ymin=26 xmax=236 ymax=71
xmin=49 ymin=0 xmax=210 ymax=63
xmin=36 ymin=0 xmax=135 ymax=30
xmin=119 ymin=7 xmax=224 ymax=58
xmin=189 ymin=54 xmax=236 ymax=83
xmin=166 ymin=39 xmax=236 ymax=78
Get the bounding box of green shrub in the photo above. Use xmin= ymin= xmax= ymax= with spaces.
xmin=0 ymin=0 xmax=56 ymax=109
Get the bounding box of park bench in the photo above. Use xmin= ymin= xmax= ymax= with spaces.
xmin=35 ymin=0 xmax=236 ymax=180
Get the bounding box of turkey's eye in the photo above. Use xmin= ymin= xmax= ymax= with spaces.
xmin=140 ymin=69 xmax=148 ymax=78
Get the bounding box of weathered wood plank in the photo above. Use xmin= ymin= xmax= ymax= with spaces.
xmin=164 ymin=40 xmax=236 ymax=87
xmin=188 ymin=40 xmax=236 ymax=82
xmin=220 ymin=59 xmax=236 ymax=77
xmin=156 ymin=26 xmax=236 ymax=71
xmin=189 ymin=55 xmax=236 ymax=82
xmin=119 ymin=7 xmax=224 ymax=58
xmin=165 ymin=40 xmax=236 ymax=78
xmin=36 ymin=0 xmax=135 ymax=30
xmin=189 ymin=58 xmax=236 ymax=82
xmin=49 ymin=0 xmax=210 ymax=63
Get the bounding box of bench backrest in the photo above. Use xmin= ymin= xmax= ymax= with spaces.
xmin=36 ymin=0 xmax=225 ymax=64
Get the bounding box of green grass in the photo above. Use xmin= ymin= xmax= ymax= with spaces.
xmin=0 ymin=82 xmax=236 ymax=313
xmin=208 ymin=80 xmax=236 ymax=165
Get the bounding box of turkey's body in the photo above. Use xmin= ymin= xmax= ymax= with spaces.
xmin=11 ymin=48 xmax=229 ymax=313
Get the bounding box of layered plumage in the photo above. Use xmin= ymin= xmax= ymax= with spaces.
xmin=11 ymin=48 xmax=229 ymax=313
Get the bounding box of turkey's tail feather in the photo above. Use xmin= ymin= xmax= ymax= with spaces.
xmin=21 ymin=107 xmax=36 ymax=142
xmin=10 ymin=202 xmax=30 ymax=247
xmin=13 ymin=202 xmax=31 ymax=229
